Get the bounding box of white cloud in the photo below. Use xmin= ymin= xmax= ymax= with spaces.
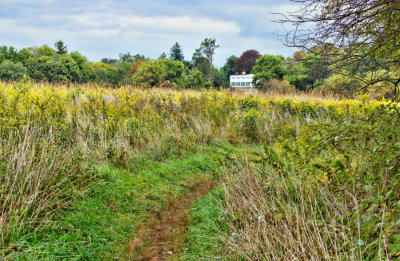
xmin=0 ymin=1 xmax=296 ymax=66
xmin=0 ymin=0 xmax=56 ymax=3
xmin=38 ymin=12 xmax=241 ymax=36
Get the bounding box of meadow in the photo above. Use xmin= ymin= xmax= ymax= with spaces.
xmin=0 ymin=81 xmax=399 ymax=260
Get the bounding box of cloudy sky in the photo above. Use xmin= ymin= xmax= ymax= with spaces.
xmin=0 ymin=0 xmax=299 ymax=67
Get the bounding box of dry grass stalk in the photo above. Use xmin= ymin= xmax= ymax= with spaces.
xmin=221 ymin=158 xmax=362 ymax=260
xmin=0 ymin=124 xmax=76 ymax=244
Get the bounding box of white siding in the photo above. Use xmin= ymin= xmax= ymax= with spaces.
xmin=230 ymin=74 xmax=255 ymax=88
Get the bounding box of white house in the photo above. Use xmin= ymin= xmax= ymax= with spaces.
xmin=230 ymin=73 xmax=255 ymax=88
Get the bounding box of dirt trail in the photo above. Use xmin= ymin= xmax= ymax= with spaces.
xmin=127 ymin=178 xmax=217 ymax=261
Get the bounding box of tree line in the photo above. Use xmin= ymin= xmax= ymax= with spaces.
xmin=0 ymin=38 xmax=227 ymax=89
xmin=0 ymin=39 xmax=318 ymax=90
xmin=1 ymin=35 xmax=397 ymax=98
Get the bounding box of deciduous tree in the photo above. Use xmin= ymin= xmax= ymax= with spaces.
xmin=279 ymin=0 xmax=400 ymax=93
xmin=185 ymin=68 xmax=204 ymax=89
xmin=28 ymin=45 xmax=56 ymax=57
xmin=0 ymin=60 xmax=27 ymax=81
xmin=252 ymin=54 xmax=285 ymax=88
xmin=234 ymin=50 xmax=261 ymax=74
xmin=198 ymin=38 xmax=219 ymax=65
xmin=222 ymin=55 xmax=238 ymax=78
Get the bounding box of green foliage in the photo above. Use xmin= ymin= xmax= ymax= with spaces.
xmin=119 ymin=52 xmax=145 ymax=63
xmin=15 ymin=48 xmax=34 ymax=65
xmin=0 ymin=46 xmax=96 ymax=83
xmin=239 ymin=95 xmax=259 ymax=111
xmin=0 ymin=46 xmax=18 ymax=64
xmin=132 ymin=58 xmax=186 ymax=88
xmin=26 ymin=55 xmax=80 ymax=83
xmin=239 ymin=96 xmax=260 ymax=140
xmin=1 ymin=82 xmax=399 ymax=259
xmin=184 ymin=188 xmax=230 ymax=260
xmin=26 ymin=56 xmax=55 ymax=81
xmin=169 ymin=42 xmax=184 ymax=62
xmin=191 ymin=48 xmax=203 ymax=64
xmin=317 ymin=73 xmax=363 ymax=97
xmin=70 ymin=51 xmax=88 ymax=67
xmin=285 ymin=72 xmax=314 ymax=91
xmin=8 ymin=150 xmax=220 ymax=260
xmin=302 ymin=54 xmax=329 ymax=80
xmin=222 ymin=55 xmax=238 ymax=79
xmin=193 ymin=57 xmax=212 ymax=82
xmin=56 ymin=55 xmax=80 ymax=82
xmin=252 ymin=54 xmax=285 ymax=88
xmin=198 ymin=38 xmax=219 ymax=65
xmin=212 ymin=68 xmax=228 ymax=88
xmin=28 ymin=45 xmax=56 ymax=57
xmin=101 ymin=57 xmax=118 ymax=64
xmin=94 ymin=64 xmax=121 ymax=86
xmin=242 ymin=108 xmax=259 ymax=141
xmin=185 ymin=68 xmax=204 ymax=89
xmin=70 ymin=51 xmax=95 ymax=82
xmin=285 ymin=0 xmax=400 ymax=92
xmin=119 ymin=52 xmax=134 ymax=63
xmin=137 ymin=58 xmax=162 ymax=87
xmin=257 ymin=79 xmax=295 ymax=94
xmin=0 ymin=46 xmax=34 ymax=66
xmin=0 ymin=60 xmax=27 ymax=81
xmin=54 ymin=40 xmax=68 ymax=55
xmin=266 ymin=103 xmax=400 ymax=260
xmin=285 ymin=52 xmax=330 ymax=91
xmin=164 ymin=59 xmax=185 ymax=85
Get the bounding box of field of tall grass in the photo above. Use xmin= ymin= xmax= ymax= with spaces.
xmin=0 ymin=81 xmax=399 ymax=260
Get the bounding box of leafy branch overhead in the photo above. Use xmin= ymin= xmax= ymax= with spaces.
xmin=278 ymin=0 xmax=400 ymax=93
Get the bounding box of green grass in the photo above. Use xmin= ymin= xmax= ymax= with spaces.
xmin=181 ymin=144 xmax=260 ymax=261
xmin=183 ymin=187 xmax=230 ymax=260
xmin=5 ymin=147 xmax=222 ymax=260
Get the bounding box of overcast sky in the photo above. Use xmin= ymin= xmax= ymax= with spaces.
xmin=0 ymin=0 xmax=299 ymax=67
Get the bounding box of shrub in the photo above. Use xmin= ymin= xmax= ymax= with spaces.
xmin=258 ymin=79 xmax=295 ymax=94
xmin=0 ymin=60 xmax=27 ymax=81
xmin=317 ymin=73 xmax=363 ymax=98
xmin=185 ymin=68 xmax=204 ymax=89
xmin=252 ymin=54 xmax=286 ymax=88
xmin=133 ymin=59 xmax=165 ymax=87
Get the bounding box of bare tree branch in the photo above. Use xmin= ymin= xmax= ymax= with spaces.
xmin=276 ymin=0 xmax=400 ymax=95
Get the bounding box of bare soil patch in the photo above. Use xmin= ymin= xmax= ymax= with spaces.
xmin=127 ymin=177 xmax=217 ymax=261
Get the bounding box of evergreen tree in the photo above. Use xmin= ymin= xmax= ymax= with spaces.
xmin=169 ymin=42 xmax=184 ymax=62
xmin=54 ymin=40 xmax=68 ymax=55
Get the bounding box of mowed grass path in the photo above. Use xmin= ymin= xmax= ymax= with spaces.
xmin=6 ymin=145 xmax=228 ymax=260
